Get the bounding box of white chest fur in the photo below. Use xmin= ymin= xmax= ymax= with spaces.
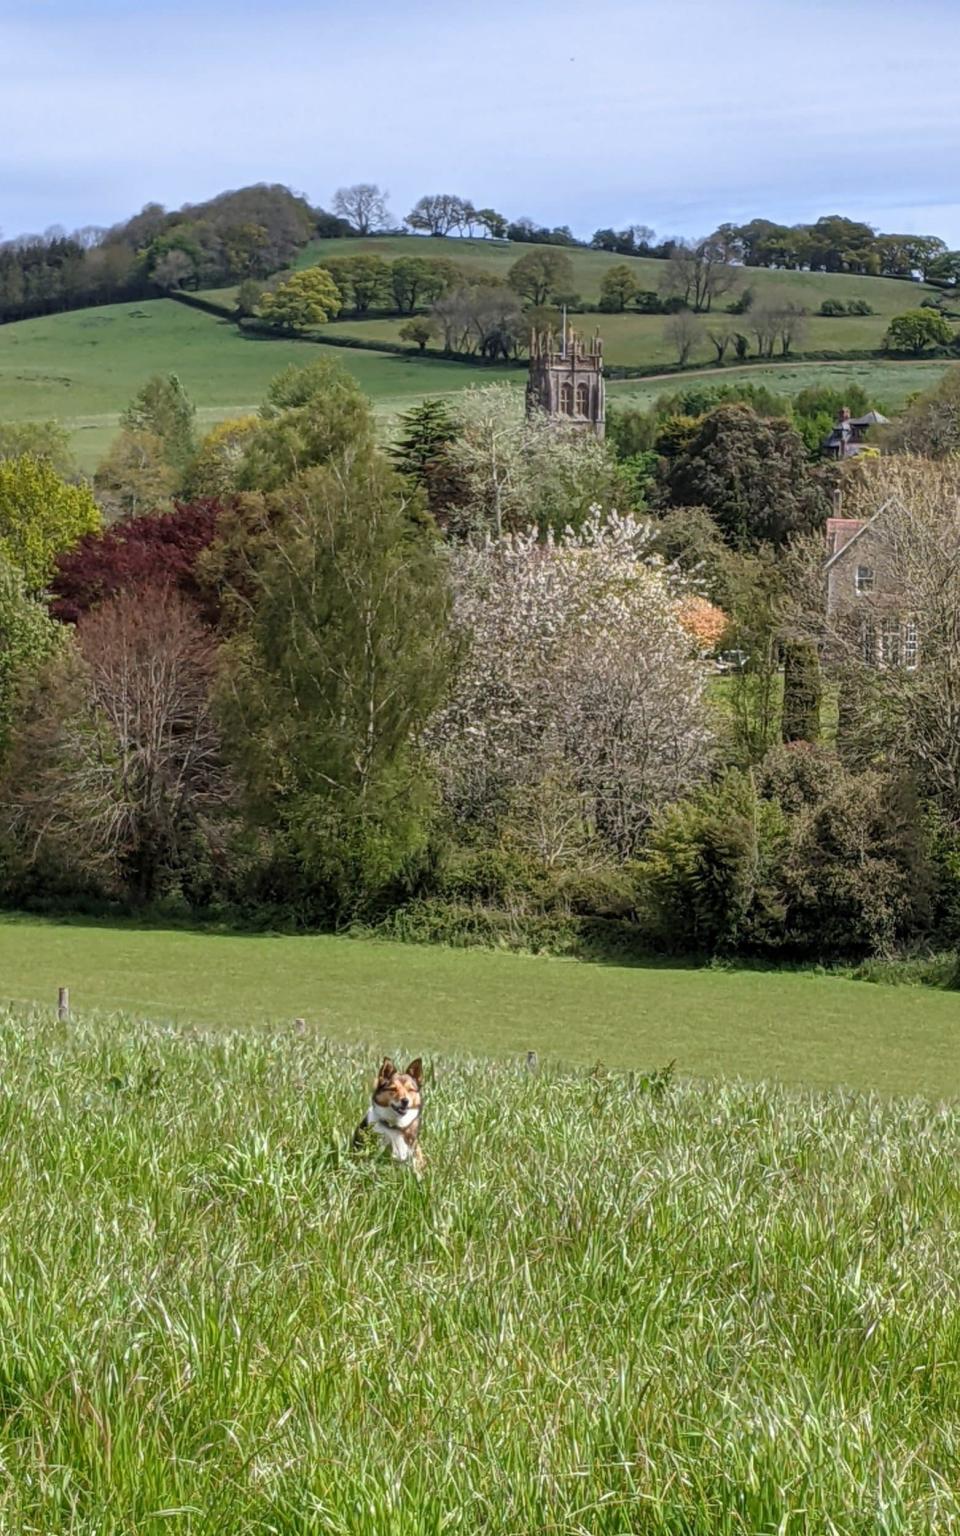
xmin=365 ymin=1104 xmax=419 ymax=1163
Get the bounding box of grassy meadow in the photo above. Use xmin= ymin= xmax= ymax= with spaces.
xmin=3 ymin=915 xmax=960 ymax=1098
xmin=0 ymin=1004 xmax=959 ymax=1532
xmin=0 ymin=299 xmax=516 ymax=471
xmin=607 ymin=357 xmax=958 ymax=414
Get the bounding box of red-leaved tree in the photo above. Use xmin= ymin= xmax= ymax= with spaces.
xmin=49 ymin=499 xmax=222 ymax=625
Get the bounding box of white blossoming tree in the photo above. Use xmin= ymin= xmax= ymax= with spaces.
xmin=431 ymin=510 xmax=713 ymax=855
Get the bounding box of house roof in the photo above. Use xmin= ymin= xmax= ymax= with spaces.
xmin=823 ymin=496 xmax=907 ymax=571
xmin=850 ymin=410 xmax=889 ymax=427
xmin=826 ymin=517 xmax=866 ymax=555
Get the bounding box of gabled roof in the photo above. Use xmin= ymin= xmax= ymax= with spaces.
xmin=823 ymin=495 xmax=907 ymax=571
xmin=850 ymin=410 xmax=889 ymax=427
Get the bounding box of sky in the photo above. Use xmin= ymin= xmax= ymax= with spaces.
xmin=3 ymin=0 xmax=959 ymax=247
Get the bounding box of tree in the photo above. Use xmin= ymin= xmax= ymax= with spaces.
xmin=259 ymin=267 xmax=343 ymax=332
xmin=236 ymin=360 xmax=375 ymax=494
xmin=676 ymin=596 xmax=728 ymax=652
xmin=444 ymin=383 xmax=619 ymax=538
xmin=331 ymin=184 xmax=391 ymax=235
xmin=599 ymin=264 xmax=640 ymax=312
xmin=507 ymin=249 xmax=575 ymax=307
xmin=220 ymin=455 xmax=454 ymax=913
xmin=4 ymin=589 xmax=228 ymax=903
xmin=781 ymin=641 xmax=822 ymax=743
xmin=0 ymin=455 xmax=100 ymax=592
xmin=659 ymin=405 xmax=831 ymax=550
xmin=121 ymin=373 xmax=196 ymax=473
xmin=399 ymin=318 xmax=435 ymax=352
xmin=405 ymin=194 xmax=467 ymax=237
xmin=475 ymin=208 xmax=508 ymax=239
xmin=50 ymin=500 xmax=222 ymax=625
xmin=183 ymin=417 xmax=260 ymax=498
xmin=884 ymin=309 xmax=954 ymax=354
xmin=431 ymin=511 xmax=712 ymax=854
xmin=665 ymin=310 xmax=702 ymax=366
xmin=706 ymin=319 xmax=735 ymax=364
xmin=321 ymin=254 xmax=389 ymax=313
xmin=235 ymin=279 xmax=264 ymax=317
xmin=0 ymin=556 xmax=62 ymax=759
xmin=151 ymin=248 xmax=196 ymax=290
xmin=660 ymin=236 xmax=738 ymax=312
xmin=0 ymin=420 xmax=75 ymax=477
xmin=93 ymin=430 xmax=178 ymax=520
xmin=390 ymin=256 xmax=448 ymax=314
xmin=391 ymin=398 xmax=459 ymax=484
xmin=882 ymin=367 xmax=960 ymax=458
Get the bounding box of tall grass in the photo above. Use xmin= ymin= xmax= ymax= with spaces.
xmin=0 ymin=1007 xmax=958 ymax=1533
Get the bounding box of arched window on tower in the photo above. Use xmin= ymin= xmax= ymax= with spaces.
xmin=575 ymin=381 xmax=590 ymax=418
xmin=560 ymin=381 xmax=574 ymax=415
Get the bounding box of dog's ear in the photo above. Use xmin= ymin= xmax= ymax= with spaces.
xmin=376 ymin=1057 xmax=395 ymax=1083
xmin=405 ymin=1058 xmax=423 ymax=1086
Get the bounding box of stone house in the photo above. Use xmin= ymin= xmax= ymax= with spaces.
xmin=821 ymin=406 xmax=890 ymax=460
xmin=824 ymin=500 xmax=918 ymax=666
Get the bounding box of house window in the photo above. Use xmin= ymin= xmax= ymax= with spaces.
xmin=880 ymin=619 xmax=901 ymax=667
xmin=575 ymin=381 xmax=590 ymax=417
xmin=903 ymin=620 xmax=919 ymax=668
xmin=860 ymin=619 xmax=877 ymax=665
xmin=559 ymin=381 xmax=574 ymax=415
xmin=856 ymin=564 xmax=875 ymax=594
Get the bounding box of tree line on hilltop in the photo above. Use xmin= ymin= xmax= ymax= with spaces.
xmin=4 ymin=178 xmax=960 ymax=330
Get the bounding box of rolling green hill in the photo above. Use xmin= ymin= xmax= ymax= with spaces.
xmin=0 ymin=299 xmax=516 ymax=471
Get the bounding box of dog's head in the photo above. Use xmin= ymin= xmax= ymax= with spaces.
xmin=371 ymin=1057 xmax=423 ymax=1127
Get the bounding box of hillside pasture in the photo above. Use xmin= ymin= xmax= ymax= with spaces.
xmin=0 ymin=300 xmax=516 ymax=470
xmin=0 ymin=1004 xmax=959 ymax=1532
xmin=296 ymin=233 xmax=943 ymax=315
xmin=606 ymin=358 xmax=959 ymax=415
xmin=3 ymin=915 xmax=960 ymax=1098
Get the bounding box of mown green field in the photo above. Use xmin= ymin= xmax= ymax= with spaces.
xmin=0 ymin=1004 xmax=959 ymax=1533
xmin=2 ymin=915 xmax=959 ymax=1097
xmin=0 ymin=300 xmax=516 ymax=471
xmin=607 ymin=358 xmax=958 ymax=414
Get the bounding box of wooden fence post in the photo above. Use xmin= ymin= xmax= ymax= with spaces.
xmin=57 ymin=987 xmax=70 ymax=1022
xmin=526 ymin=1050 xmax=538 ymax=1073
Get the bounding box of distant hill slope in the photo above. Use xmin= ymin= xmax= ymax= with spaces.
xmin=296 ymin=233 xmax=942 ymax=313
xmin=0 ymin=299 xmax=516 ymax=472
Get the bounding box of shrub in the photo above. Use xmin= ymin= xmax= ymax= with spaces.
xmin=819 ymin=298 xmax=847 ymax=317
xmin=640 ymin=772 xmax=789 ymax=953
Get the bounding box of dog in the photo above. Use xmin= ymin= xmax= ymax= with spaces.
xmin=354 ymin=1057 xmax=425 ymax=1173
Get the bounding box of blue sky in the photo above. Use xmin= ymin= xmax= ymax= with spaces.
xmin=3 ymin=0 xmax=959 ymax=246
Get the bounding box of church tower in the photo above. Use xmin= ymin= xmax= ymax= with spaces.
xmin=526 ymin=322 xmax=605 ymax=439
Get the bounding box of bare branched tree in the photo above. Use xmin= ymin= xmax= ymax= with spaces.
xmin=5 ymin=589 xmax=229 ymax=900
xmin=660 ymin=235 xmax=739 ymax=312
xmin=331 ymin=183 xmax=391 ymax=235
xmin=665 ymin=309 xmax=703 ymax=366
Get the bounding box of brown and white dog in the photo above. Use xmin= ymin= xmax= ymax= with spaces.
xmin=354 ymin=1057 xmax=425 ymax=1173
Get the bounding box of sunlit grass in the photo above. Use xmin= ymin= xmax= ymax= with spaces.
xmin=0 ymin=1006 xmax=958 ymax=1533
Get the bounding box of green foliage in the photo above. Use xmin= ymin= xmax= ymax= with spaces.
xmin=237 ymin=360 xmax=376 ymax=493
xmin=781 ymin=641 xmax=822 ymax=743
xmin=390 ymin=398 xmax=460 ymax=487
xmin=885 ymin=308 xmax=955 ymax=354
xmin=259 ymin=267 xmax=343 ymax=332
xmin=658 ymin=404 xmax=830 ymax=550
xmin=220 ymin=454 xmax=455 ymax=914
xmin=0 ymin=454 xmax=100 ymax=592
xmin=641 ymin=771 xmax=789 ymax=953
xmin=0 ymin=557 xmax=61 ymax=758
xmin=398 ymin=316 xmax=434 ymax=351
xmin=0 ymin=419 xmax=75 ymax=477
xmin=235 ymin=278 xmax=264 ymax=317
xmin=599 ymin=263 xmax=640 ymax=312
xmin=93 ymin=428 xmax=178 ymax=518
xmin=507 ymin=248 xmax=575 ymax=307
xmin=120 ymin=372 xmax=197 ymax=472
